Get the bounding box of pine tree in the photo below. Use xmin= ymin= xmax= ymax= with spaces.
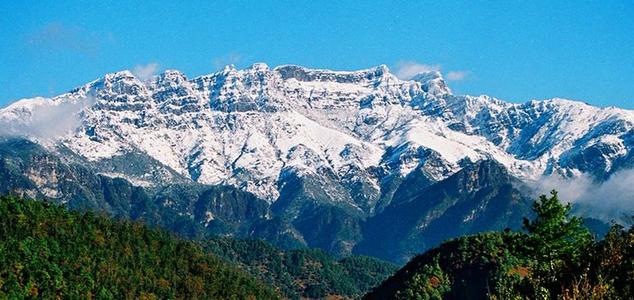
xmin=522 ymin=190 xmax=592 ymax=295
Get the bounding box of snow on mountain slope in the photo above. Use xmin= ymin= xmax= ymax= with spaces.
xmin=1 ymin=63 xmax=633 ymax=202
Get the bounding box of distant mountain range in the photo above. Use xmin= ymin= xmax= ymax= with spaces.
xmin=0 ymin=64 xmax=632 ymax=262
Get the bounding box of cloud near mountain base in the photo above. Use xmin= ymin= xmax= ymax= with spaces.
xmin=0 ymin=97 xmax=94 ymax=141
xmin=534 ymin=169 xmax=634 ymax=223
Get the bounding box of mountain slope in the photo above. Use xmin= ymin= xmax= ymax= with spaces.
xmin=355 ymin=160 xmax=533 ymax=263
xmin=204 ymin=237 xmax=397 ymax=299
xmin=0 ymin=138 xmax=273 ymax=240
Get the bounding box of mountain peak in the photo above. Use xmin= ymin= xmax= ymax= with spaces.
xmin=249 ymin=62 xmax=270 ymax=71
xmin=273 ymin=64 xmax=393 ymax=84
xmin=411 ymin=70 xmax=450 ymax=96
xmin=160 ymin=69 xmax=185 ymax=77
xmin=2 ymin=62 xmax=633 ymax=204
xmin=156 ymin=69 xmax=188 ymax=85
xmin=219 ymin=64 xmax=237 ymax=73
xmin=410 ymin=70 xmax=441 ymax=82
xmin=104 ymin=70 xmax=136 ymax=80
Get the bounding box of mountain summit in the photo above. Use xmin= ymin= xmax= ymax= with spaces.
xmin=3 ymin=64 xmax=632 ymax=196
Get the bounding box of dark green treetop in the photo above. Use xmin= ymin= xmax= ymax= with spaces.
xmin=523 ymin=190 xmax=592 ymax=265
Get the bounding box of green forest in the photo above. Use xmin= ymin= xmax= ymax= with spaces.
xmin=0 ymin=195 xmax=395 ymax=299
xmin=204 ymin=237 xmax=396 ymax=299
xmin=0 ymin=195 xmax=278 ymax=299
xmin=0 ymin=191 xmax=632 ymax=299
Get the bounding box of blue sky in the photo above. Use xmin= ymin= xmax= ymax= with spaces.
xmin=1 ymin=1 xmax=633 ymax=108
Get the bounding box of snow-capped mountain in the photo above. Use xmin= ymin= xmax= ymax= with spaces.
xmin=1 ymin=63 xmax=632 ymax=260
xmin=2 ymin=63 xmax=632 ymax=198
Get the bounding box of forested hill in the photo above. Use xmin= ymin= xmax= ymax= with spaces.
xmin=204 ymin=237 xmax=397 ymax=299
xmin=364 ymin=191 xmax=634 ymax=299
xmin=0 ymin=196 xmax=278 ymax=299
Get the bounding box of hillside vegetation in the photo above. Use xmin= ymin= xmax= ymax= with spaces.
xmin=0 ymin=196 xmax=278 ymax=299
xmin=204 ymin=237 xmax=397 ymax=299
xmin=365 ymin=191 xmax=634 ymax=299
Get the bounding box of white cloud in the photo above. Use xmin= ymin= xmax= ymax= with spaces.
xmin=446 ymin=70 xmax=468 ymax=81
xmin=0 ymin=96 xmax=95 ymax=141
xmin=394 ymin=61 xmax=440 ymax=79
xmin=132 ymin=63 xmax=160 ymax=81
xmin=533 ymin=170 xmax=634 ymax=223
